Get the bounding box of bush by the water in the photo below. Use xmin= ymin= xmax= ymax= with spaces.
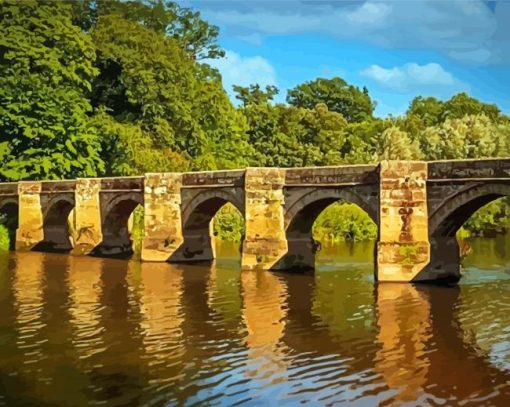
xmin=0 ymin=224 xmax=10 ymax=251
xmin=313 ymin=202 xmax=378 ymax=242
xmin=213 ymin=204 xmax=245 ymax=242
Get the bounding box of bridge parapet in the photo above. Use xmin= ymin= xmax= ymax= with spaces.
xmin=40 ymin=180 xmax=76 ymax=193
xmin=285 ymin=164 xmax=378 ymax=186
xmin=182 ymin=169 xmax=245 ymax=188
xmin=428 ymin=158 xmax=510 ymax=181
xmin=100 ymin=176 xmax=144 ymax=192
xmin=0 ymin=182 xmax=19 ymax=196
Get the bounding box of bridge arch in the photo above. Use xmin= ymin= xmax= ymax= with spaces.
xmin=181 ymin=189 xmax=244 ymax=227
xmin=35 ymin=195 xmax=75 ymax=252
xmin=284 ymin=188 xmax=378 ymax=228
xmin=171 ymin=189 xmax=245 ymax=262
xmin=0 ymin=199 xmax=19 ymax=250
xmin=274 ymin=187 xmax=378 ymax=271
xmin=426 ymin=183 xmax=510 ymax=278
xmin=95 ymin=192 xmax=144 ymax=257
xmin=429 ymin=183 xmax=510 ymax=237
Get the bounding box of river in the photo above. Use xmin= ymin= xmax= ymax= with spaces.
xmin=0 ymin=237 xmax=508 ymax=406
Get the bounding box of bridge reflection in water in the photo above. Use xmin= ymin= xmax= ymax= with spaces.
xmin=0 ymin=238 xmax=509 ymax=405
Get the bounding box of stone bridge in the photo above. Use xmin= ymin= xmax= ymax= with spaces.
xmin=0 ymin=159 xmax=508 ymax=283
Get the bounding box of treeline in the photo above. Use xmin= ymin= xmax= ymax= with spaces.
xmin=0 ymin=0 xmax=509 ymax=245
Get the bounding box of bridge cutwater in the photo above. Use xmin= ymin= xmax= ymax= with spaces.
xmin=0 ymin=159 xmax=508 ymax=283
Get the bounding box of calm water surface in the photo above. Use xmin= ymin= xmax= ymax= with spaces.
xmin=0 ymin=237 xmax=509 ymax=406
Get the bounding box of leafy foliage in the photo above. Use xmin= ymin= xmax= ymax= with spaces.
xmin=72 ymin=0 xmax=224 ymax=60
xmin=213 ymin=204 xmax=245 ymax=242
xmin=0 ymin=0 xmax=103 ymax=180
xmin=313 ymin=202 xmax=378 ymax=242
xmin=286 ymin=77 xmax=375 ymax=123
xmin=90 ymin=13 xmax=253 ymax=172
xmin=0 ymin=224 xmax=9 ymax=252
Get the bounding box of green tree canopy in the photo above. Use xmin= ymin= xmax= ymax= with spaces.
xmin=90 ymin=13 xmax=253 ymax=173
xmin=286 ymin=77 xmax=375 ymax=123
xmin=72 ymin=0 xmax=224 ymax=60
xmin=233 ymin=84 xmax=279 ymax=107
xmin=235 ymin=83 xmax=347 ymax=167
xmin=407 ymin=93 xmax=502 ymax=127
xmin=442 ymin=92 xmax=500 ymax=122
xmin=418 ymin=114 xmax=499 ymax=160
xmin=0 ymin=0 xmax=103 ymax=180
xmin=376 ymin=126 xmax=422 ymax=160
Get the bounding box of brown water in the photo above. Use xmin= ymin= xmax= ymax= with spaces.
xmin=0 ymin=237 xmax=509 ymax=406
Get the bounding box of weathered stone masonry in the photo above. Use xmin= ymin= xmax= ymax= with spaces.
xmin=377 ymin=161 xmax=430 ymax=282
xmin=3 ymin=158 xmax=510 ymax=283
xmin=142 ymin=173 xmax=183 ymax=262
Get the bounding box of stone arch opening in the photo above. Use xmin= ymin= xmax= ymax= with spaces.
xmin=274 ymin=188 xmax=378 ymax=271
xmin=0 ymin=201 xmax=19 ymax=250
xmin=94 ymin=194 xmax=143 ymax=258
xmin=430 ymin=185 xmax=510 ymax=238
xmin=171 ymin=191 xmax=245 ymax=263
xmin=427 ymin=183 xmax=510 ymax=276
xmin=33 ymin=197 xmax=74 ymax=253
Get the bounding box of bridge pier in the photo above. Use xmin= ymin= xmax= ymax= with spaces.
xmin=271 ymin=234 xmax=317 ymax=271
xmin=241 ymin=168 xmax=288 ymax=270
xmin=72 ymin=178 xmax=103 ymax=255
xmin=141 ymin=173 xmax=184 ymax=262
xmin=423 ymin=236 xmax=461 ymax=282
xmin=169 ymin=224 xmax=216 ymax=262
xmin=376 ymin=161 xmax=431 ymax=282
xmin=15 ymin=181 xmax=44 ymax=251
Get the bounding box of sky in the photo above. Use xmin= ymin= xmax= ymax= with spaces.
xmin=186 ymin=0 xmax=510 ymax=117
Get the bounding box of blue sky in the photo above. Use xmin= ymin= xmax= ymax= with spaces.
xmin=187 ymin=0 xmax=510 ymax=117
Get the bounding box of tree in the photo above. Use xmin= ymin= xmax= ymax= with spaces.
xmin=282 ymin=103 xmax=347 ymax=165
xmin=406 ymin=96 xmax=444 ymax=127
xmin=235 ymin=83 xmax=348 ymax=167
xmin=407 ymin=93 xmax=502 ymax=126
xmin=90 ymin=14 xmax=253 ymax=172
xmin=419 ymin=114 xmax=498 ymax=160
xmin=341 ymin=119 xmax=389 ymax=164
xmin=72 ymin=0 xmax=224 ymax=60
xmin=375 ymin=127 xmax=422 ymax=160
xmin=92 ymin=109 xmax=190 ymax=176
xmin=0 ymin=0 xmax=103 ymax=180
xmin=286 ymin=77 xmax=375 ymax=122
xmin=442 ymin=92 xmax=500 ymax=122
xmin=233 ymin=84 xmax=279 ymax=107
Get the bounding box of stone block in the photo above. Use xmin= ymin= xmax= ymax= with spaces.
xmin=16 ymin=181 xmax=44 ymax=251
xmin=377 ymin=161 xmax=431 ymax=282
xmin=73 ymin=178 xmax=102 ymax=255
xmin=242 ymin=168 xmax=288 ymax=270
xmin=142 ymin=173 xmax=183 ymax=262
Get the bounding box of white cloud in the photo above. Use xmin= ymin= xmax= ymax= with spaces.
xmin=360 ymin=63 xmax=459 ymax=92
xmin=345 ymin=2 xmax=391 ymax=24
xmin=237 ymin=33 xmax=263 ymax=45
xmin=206 ymin=50 xmax=277 ymax=97
xmin=197 ymin=0 xmax=510 ymax=65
